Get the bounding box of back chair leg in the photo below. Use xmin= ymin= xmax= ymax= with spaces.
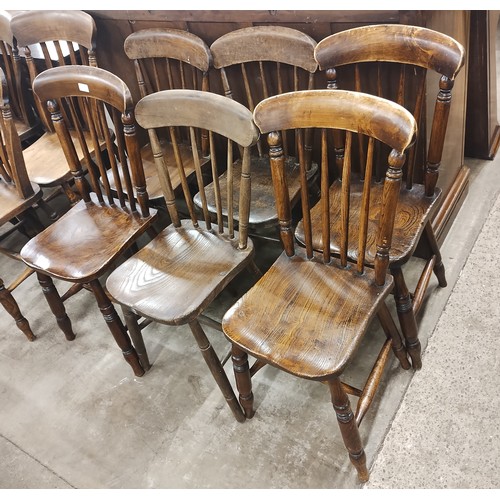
xmin=88 ymin=280 xmax=145 ymax=377
xmin=328 ymin=377 xmax=369 ymax=483
xmin=0 ymin=278 xmax=36 ymax=341
xmin=424 ymin=221 xmax=447 ymax=287
xmin=37 ymin=272 xmax=75 ymax=341
xmin=188 ymin=319 xmax=245 ymax=423
xmin=391 ymin=266 xmax=422 ymax=370
xmin=121 ymin=305 xmax=151 ymax=371
xmin=377 ymin=302 xmax=411 ymax=370
xmin=231 ymin=344 xmax=255 ymax=419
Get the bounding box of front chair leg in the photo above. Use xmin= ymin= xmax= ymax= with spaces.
xmin=88 ymin=280 xmax=145 ymax=377
xmin=328 ymin=377 xmax=369 ymax=483
xmin=189 ymin=319 xmax=245 ymax=423
xmin=0 ymin=278 xmax=36 ymax=341
xmin=391 ymin=266 xmax=422 ymax=370
xmin=231 ymin=344 xmax=255 ymax=419
xmin=37 ymin=272 xmax=75 ymax=340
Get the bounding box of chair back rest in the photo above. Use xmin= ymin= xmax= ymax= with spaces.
xmin=0 ymin=67 xmax=34 ymax=199
xmin=11 ymin=10 xmax=97 ymax=132
xmin=0 ymin=11 xmax=36 ymax=128
xmin=135 ymin=89 xmax=259 ymax=249
xmin=314 ymin=24 xmax=465 ymax=195
xmin=32 ymin=65 xmax=150 ymax=219
xmin=124 ymin=28 xmax=212 ymax=154
xmin=211 ymin=26 xmax=317 ymax=159
xmin=253 ymin=89 xmax=417 ymax=285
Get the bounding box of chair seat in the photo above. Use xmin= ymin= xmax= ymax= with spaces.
xmin=20 ymin=193 xmax=156 ymax=282
xmin=106 ymin=219 xmax=255 ymax=325
xmin=222 ymin=246 xmax=394 ymax=380
xmin=0 ymin=180 xmax=42 ymax=224
xmin=23 ymin=129 xmax=97 ymax=186
xmin=295 ymin=181 xmax=441 ymax=266
xmin=195 ymin=156 xmax=317 ymax=228
xmin=14 ymin=117 xmax=41 ymax=143
xmin=106 ymin=139 xmax=208 ymax=201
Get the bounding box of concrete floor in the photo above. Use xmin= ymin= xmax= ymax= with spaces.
xmin=1 ymin=148 xmax=499 ymax=489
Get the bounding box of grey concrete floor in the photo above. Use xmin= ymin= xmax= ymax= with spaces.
xmin=1 ymin=149 xmax=500 ymax=490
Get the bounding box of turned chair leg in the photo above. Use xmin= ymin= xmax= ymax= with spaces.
xmin=36 ymin=272 xmax=75 ymax=341
xmin=121 ymin=305 xmax=151 ymax=371
xmin=391 ymin=267 xmax=422 ymax=370
xmin=377 ymin=302 xmax=411 ymax=370
xmin=230 ymin=344 xmax=255 ymax=419
xmin=189 ymin=319 xmax=245 ymax=423
xmin=424 ymin=221 xmax=447 ymax=287
xmin=328 ymin=377 xmax=369 ymax=483
xmin=36 ymin=198 xmax=59 ymax=222
xmin=0 ymin=278 xmax=36 ymax=341
xmin=88 ymin=280 xmax=145 ymax=377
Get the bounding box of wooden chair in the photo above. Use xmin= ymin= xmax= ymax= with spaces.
xmin=122 ymin=28 xmax=212 ymax=203
xmin=19 ymin=65 xmax=158 ymax=376
xmin=10 ymin=10 xmax=100 ymax=210
xmin=222 ymin=89 xmax=417 ymax=482
xmin=0 ymin=11 xmax=40 ymax=143
xmin=0 ymin=67 xmax=43 ymax=341
xmin=106 ymin=89 xmax=260 ymax=422
xmin=304 ymin=24 xmax=466 ymax=369
xmin=206 ymin=26 xmax=319 ymax=236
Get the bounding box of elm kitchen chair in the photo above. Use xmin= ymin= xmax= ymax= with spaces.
xmin=122 ymin=28 xmax=212 ymax=204
xmin=10 ymin=10 xmax=103 ymax=213
xmin=106 ymin=89 xmax=260 ymax=422
xmin=222 ymin=89 xmax=417 ymax=482
xmin=19 ymin=65 xmax=157 ymax=376
xmin=203 ymin=25 xmax=319 ymax=238
xmin=0 ymin=67 xmax=44 ymax=341
xmin=0 ymin=11 xmax=40 ymax=143
xmin=306 ymin=24 xmax=466 ymax=368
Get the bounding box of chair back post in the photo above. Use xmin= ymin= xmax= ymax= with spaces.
xmin=268 ymin=130 xmax=295 ymax=256
xmin=122 ymin=109 xmax=150 ymax=218
xmin=425 ymin=75 xmax=454 ymax=196
xmin=46 ymin=97 xmax=91 ymax=202
xmin=0 ymin=68 xmax=34 ymax=199
xmin=0 ymin=11 xmax=30 ymax=125
xmin=374 ymin=150 xmax=406 ymax=286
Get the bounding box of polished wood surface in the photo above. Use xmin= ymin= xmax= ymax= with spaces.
xmin=223 ymin=89 xmax=416 ymax=481
xmin=86 ymin=10 xmax=469 ymax=240
xmin=20 ymin=193 xmax=153 ymax=282
xmin=119 ymin=28 xmax=211 ymax=201
xmin=303 ymin=24 xmax=465 ymax=369
xmin=107 ymin=89 xmax=260 ymax=421
xmin=19 ymin=65 xmax=157 ymax=376
xmin=465 ymin=11 xmax=500 ymax=159
xmin=9 ymin=10 xmax=98 ymax=207
xmin=203 ymin=25 xmax=318 ymax=231
xmin=0 ymin=67 xmax=43 ymax=341
xmin=296 ymin=182 xmax=435 ymax=266
xmin=0 ymin=10 xmax=39 ymax=142
xmin=223 ymin=246 xmax=394 ymax=379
